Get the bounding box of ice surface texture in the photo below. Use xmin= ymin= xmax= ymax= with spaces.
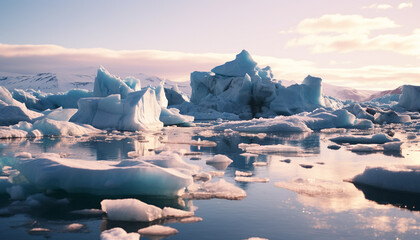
xmin=16 ymin=153 xmax=194 ymax=196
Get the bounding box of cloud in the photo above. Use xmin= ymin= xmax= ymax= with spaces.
xmin=0 ymin=43 xmax=418 ymax=90
xmin=295 ymin=14 xmax=399 ymax=34
xmin=362 ymin=3 xmax=393 ymax=9
xmin=398 ymin=2 xmax=413 ymax=9
xmin=287 ymin=14 xmax=420 ymax=57
xmin=287 ymin=29 xmax=420 ymax=56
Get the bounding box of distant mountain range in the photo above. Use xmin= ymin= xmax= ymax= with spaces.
xmin=0 ymin=71 xmax=400 ymax=102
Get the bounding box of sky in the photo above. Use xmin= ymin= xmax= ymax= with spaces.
xmin=0 ymin=0 xmax=419 ymax=90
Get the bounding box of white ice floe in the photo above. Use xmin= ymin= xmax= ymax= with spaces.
xmin=185 ymin=179 xmax=247 ymax=200
xmin=239 ymin=143 xmax=303 ymax=155
xmin=0 ymin=119 xmax=102 ymax=139
xmin=235 ymin=170 xmax=252 ymax=177
xmin=330 ymin=133 xmax=399 ymax=144
xmin=206 ymin=155 xmax=233 ymax=164
xmin=16 ymin=153 xmax=194 ymax=196
xmin=179 ymin=216 xmax=203 ymax=223
xmin=374 ymin=110 xmax=411 ymax=124
xmin=350 ymin=144 xmax=382 ymax=153
xmin=65 ymin=223 xmax=85 ymax=232
xmin=101 ymin=198 xmax=162 ymax=222
xmin=137 ymin=225 xmax=178 ymax=236
xmin=234 ymin=177 xmax=269 ymax=183
xmin=351 ymin=166 xmax=420 ymax=194
xmin=100 ymin=227 xmax=139 ymax=240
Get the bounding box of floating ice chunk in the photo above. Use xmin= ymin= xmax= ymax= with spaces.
xmin=70 ymin=88 xmax=163 ymax=131
xmin=299 ymin=164 xmax=313 ymax=169
xmin=253 ymin=162 xmax=267 ymax=166
xmin=101 ymin=198 xmax=162 ymax=222
xmin=165 ymin=85 xmax=190 ymax=106
xmin=234 ymin=177 xmax=269 ymax=183
xmin=29 ymin=228 xmax=50 ymax=234
xmin=206 ymin=154 xmax=233 ymax=170
xmin=179 ymin=216 xmax=203 ymax=223
xmin=383 ymin=142 xmax=403 ymax=152
xmin=94 ymin=66 xmax=133 ymax=98
xmin=344 ymin=103 xmax=374 ymax=121
xmin=374 ymin=110 xmax=411 ymax=124
xmin=214 ymin=116 xmax=311 ymax=133
xmin=398 ymin=85 xmax=420 ymax=111
xmin=244 ymin=238 xmax=269 ymax=240
xmin=17 ymin=154 xmax=193 ymax=196
xmin=350 ymin=144 xmax=382 ymax=153
xmin=185 ymin=179 xmax=246 ymax=200
xmin=160 ymin=107 xmax=194 ymax=126
xmin=162 ymin=207 xmax=194 ymax=218
xmin=162 ymin=139 xmax=217 ymax=147
xmin=137 ymin=225 xmax=178 ymax=236
xmin=239 ymin=143 xmax=303 ymax=155
xmin=208 ymin=171 xmax=225 ymax=177
xmin=65 ymin=223 xmax=85 ymax=232
xmin=240 ymin=153 xmax=259 ymax=157
xmin=100 ymin=227 xmax=140 ymax=240
xmin=14 ymin=152 xmax=32 ymax=158
xmin=353 ymin=119 xmax=374 ymax=129
xmin=235 ymin=171 xmax=252 ymax=177
xmin=351 ymin=166 xmax=420 ymax=194
xmin=33 ymin=119 xmax=101 ymax=136
xmin=193 ymin=172 xmax=212 ymax=182
xmin=330 ymin=133 xmax=399 ymax=144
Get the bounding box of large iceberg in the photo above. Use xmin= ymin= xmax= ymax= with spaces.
xmin=397 ymin=85 xmax=420 ymax=111
xmin=187 ymin=50 xmax=341 ymax=119
xmin=16 ymin=152 xmax=195 ymax=196
xmin=93 ymin=66 xmax=136 ymax=99
xmin=0 ymin=86 xmax=43 ymax=125
xmin=70 ymin=88 xmax=163 ymax=131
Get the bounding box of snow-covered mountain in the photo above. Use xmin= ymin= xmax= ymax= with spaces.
xmin=365 ymin=86 xmax=402 ymax=101
xmin=323 ymin=83 xmax=378 ymax=102
xmin=0 ymin=72 xmax=60 ymax=93
xmin=0 ymin=71 xmax=191 ymax=95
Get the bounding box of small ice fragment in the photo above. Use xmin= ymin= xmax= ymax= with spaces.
xmin=137 ymin=225 xmax=178 ymax=236
xmin=193 ymin=172 xmax=212 ymax=182
xmin=235 ymin=170 xmax=252 ymax=177
xmin=127 ymin=151 xmax=139 ymax=158
xmin=101 ymin=227 xmax=139 ymax=240
xmin=206 ymin=154 xmax=233 ymax=170
xmin=383 ymin=142 xmax=402 ymax=152
xmin=29 ymin=228 xmax=50 ymax=233
xmin=244 ymin=238 xmax=269 ymax=240
xmin=179 ymin=216 xmax=203 ymax=223
xmin=101 ymin=199 xmax=162 ymax=222
xmin=253 ymin=162 xmax=267 ymax=166
xmin=65 ymin=223 xmax=85 ymax=232
xmin=240 ymin=153 xmax=259 ymax=157
xmin=185 ymin=179 xmax=246 ymax=200
xmin=14 ymin=152 xmax=32 ymax=158
xmin=208 ymin=171 xmax=225 ymax=177
xmin=280 ymin=159 xmax=291 ymax=163
xmin=234 ymin=177 xmax=269 ymax=183
xmin=350 ymin=144 xmax=382 ymax=152
xmin=162 ymin=207 xmax=194 ymax=218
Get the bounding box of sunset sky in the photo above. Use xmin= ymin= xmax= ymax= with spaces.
xmin=0 ymin=0 xmax=419 ymax=90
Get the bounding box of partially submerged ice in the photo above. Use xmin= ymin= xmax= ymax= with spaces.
xmin=16 ymin=152 xmax=195 ymax=196
xmin=352 ymin=166 xmax=420 ymax=194
xmin=187 ymin=50 xmax=341 ymax=119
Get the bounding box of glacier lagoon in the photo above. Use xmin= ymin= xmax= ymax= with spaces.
xmin=0 ymin=123 xmax=419 ymax=240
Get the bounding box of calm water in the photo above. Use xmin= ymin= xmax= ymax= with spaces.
xmin=0 ymin=124 xmax=419 ymax=240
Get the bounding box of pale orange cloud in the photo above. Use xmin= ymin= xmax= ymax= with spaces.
xmin=295 ymin=14 xmax=399 ymax=34
xmin=362 ymin=3 xmax=393 ymax=9
xmin=398 ymin=2 xmax=413 ymax=9
xmin=0 ymin=43 xmax=419 ymax=90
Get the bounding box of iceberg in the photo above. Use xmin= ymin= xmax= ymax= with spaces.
xmin=0 ymin=86 xmax=43 ymax=125
xmin=330 ymin=133 xmax=399 ymax=144
xmin=70 ymin=88 xmax=163 ymax=131
xmin=398 ymin=85 xmax=420 ymax=111
xmin=188 ymin=50 xmax=341 ymax=119
xmin=16 ymin=153 xmax=194 ymax=196
xmin=93 ymin=66 xmax=133 ymax=99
